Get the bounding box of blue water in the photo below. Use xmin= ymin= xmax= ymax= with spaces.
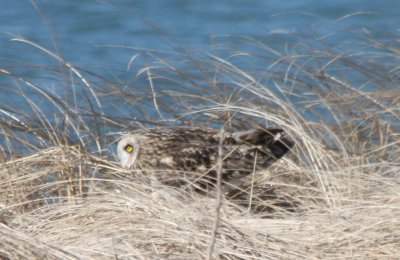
xmin=0 ymin=1 xmax=399 ymax=149
xmin=1 ymin=1 xmax=399 ymax=75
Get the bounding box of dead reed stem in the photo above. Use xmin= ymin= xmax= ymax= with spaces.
xmin=207 ymin=127 xmax=225 ymax=260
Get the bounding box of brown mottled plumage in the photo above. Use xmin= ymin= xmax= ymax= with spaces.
xmin=117 ymin=127 xmax=294 ymax=191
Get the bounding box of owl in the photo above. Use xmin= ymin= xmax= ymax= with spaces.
xmin=116 ymin=127 xmax=294 ymax=192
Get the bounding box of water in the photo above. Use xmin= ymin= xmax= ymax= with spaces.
xmin=0 ymin=1 xmax=399 ymax=150
xmin=1 ymin=1 xmax=399 ymax=74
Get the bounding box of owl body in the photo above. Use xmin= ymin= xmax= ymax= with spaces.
xmin=117 ymin=127 xmax=294 ymax=191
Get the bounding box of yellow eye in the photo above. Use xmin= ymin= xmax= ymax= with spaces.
xmin=124 ymin=144 xmax=134 ymax=153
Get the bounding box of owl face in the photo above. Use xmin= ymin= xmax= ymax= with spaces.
xmin=117 ymin=136 xmax=139 ymax=169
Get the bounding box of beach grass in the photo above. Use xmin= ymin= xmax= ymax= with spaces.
xmin=1 ymin=32 xmax=399 ymax=259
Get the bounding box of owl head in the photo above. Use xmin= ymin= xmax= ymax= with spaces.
xmin=117 ymin=135 xmax=139 ymax=169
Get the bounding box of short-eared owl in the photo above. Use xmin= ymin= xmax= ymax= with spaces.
xmin=117 ymin=127 xmax=294 ymax=191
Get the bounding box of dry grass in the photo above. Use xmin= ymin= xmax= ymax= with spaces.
xmin=1 ymin=31 xmax=400 ymax=259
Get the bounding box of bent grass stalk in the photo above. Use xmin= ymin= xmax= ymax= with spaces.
xmin=0 ymin=32 xmax=399 ymax=258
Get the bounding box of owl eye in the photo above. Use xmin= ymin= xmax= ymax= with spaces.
xmin=124 ymin=144 xmax=134 ymax=153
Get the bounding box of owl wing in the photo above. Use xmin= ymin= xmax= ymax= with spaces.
xmin=155 ymin=128 xmax=293 ymax=189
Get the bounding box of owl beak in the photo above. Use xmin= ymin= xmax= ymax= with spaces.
xmin=121 ymin=157 xmax=136 ymax=169
xmin=120 ymin=159 xmax=133 ymax=169
xmin=120 ymin=161 xmax=129 ymax=169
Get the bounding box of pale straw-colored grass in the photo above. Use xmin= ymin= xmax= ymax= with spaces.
xmin=1 ymin=32 xmax=400 ymax=259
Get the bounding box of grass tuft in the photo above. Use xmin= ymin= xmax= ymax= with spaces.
xmin=1 ymin=31 xmax=400 ymax=259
